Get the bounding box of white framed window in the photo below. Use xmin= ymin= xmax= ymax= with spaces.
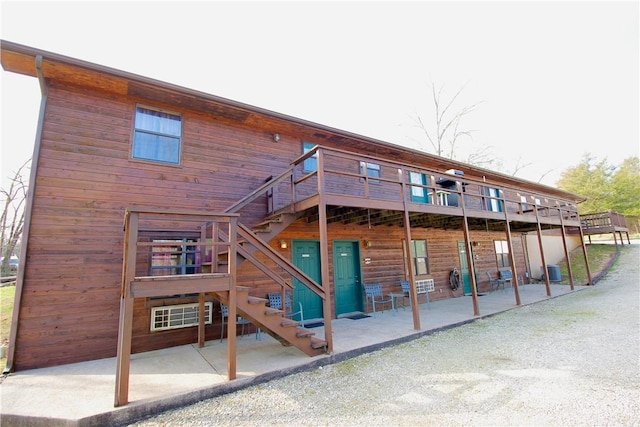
xmin=151 ymin=302 xmax=213 ymax=331
xmin=302 ymin=141 xmax=318 ymax=172
xmin=360 ymin=162 xmax=381 ymax=183
xmin=494 ymin=240 xmax=510 ymax=268
xmin=486 ymin=187 xmax=502 ymax=212
xmin=132 ymin=105 xmax=182 ymax=164
xmin=409 ymin=171 xmax=430 ymax=203
xmin=410 ymin=239 xmax=430 ymax=275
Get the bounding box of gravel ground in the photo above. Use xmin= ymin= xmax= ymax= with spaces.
xmin=132 ymin=245 xmax=640 ymax=426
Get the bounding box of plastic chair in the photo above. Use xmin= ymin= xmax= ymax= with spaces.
xmin=400 ymin=280 xmax=431 ymax=308
xmin=220 ymin=303 xmax=256 ymax=341
xmin=268 ymin=291 xmax=304 ymax=327
xmin=486 ymin=271 xmax=505 ymax=291
xmin=400 ymin=280 xmax=412 ymax=308
xmin=363 ymin=283 xmax=392 ymax=316
xmin=499 ymin=269 xmax=513 ymax=289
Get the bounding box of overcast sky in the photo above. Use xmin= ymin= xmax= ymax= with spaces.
xmin=1 ymin=1 xmax=638 ymax=190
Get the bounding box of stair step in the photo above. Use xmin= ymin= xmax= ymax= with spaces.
xmin=264 ymin=307 xmax=283 ymax=316
xmin=254 ymin=216 xmax=284 ymax=227
xmin=281 ymin=318 xmax=299 ymax=328
xmin=252 ymin=228 xmax=271 ymax=234
xmin=296 ymin=329 xmax=315 ymax=338
xmin=310 ymin=337 xmax=327 ymax=350
xmin=248 ymin=296 xmax=268 ymax=305
xmin=236 ymin=286 xmax=252 ymax=293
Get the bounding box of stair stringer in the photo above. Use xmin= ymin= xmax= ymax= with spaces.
xmin=213 ymin=287 xmax=327 ymax=357
xmin=250 ymin=212 xmax=300 ymax=244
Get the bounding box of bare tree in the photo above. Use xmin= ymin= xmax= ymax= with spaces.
xmin=414 ymin=82 xmax=482 ymax=159
xmin=1 ymin=159 xmax=30 ymax=275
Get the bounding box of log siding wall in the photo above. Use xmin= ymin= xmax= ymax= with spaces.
xmin=13 ymin=81 xmax=542 ymax=370
xmin=15 ymin=84 xmax=308 ymax=368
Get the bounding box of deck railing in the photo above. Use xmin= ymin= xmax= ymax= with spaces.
xmin=268 ymin=146 xmax=581 ymax=224
xmin=581 ymin=211 xmax=629 ymax=232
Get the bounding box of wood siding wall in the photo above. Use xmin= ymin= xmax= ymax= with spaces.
xmin=16 ymin=82 xmax=527 ymax=369
xmin=16 ymin=83 xmax=305 ymax=369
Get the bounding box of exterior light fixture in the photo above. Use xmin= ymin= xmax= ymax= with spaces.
xmin=273 ymin=133 xmax=280 ymax=142
xmin=363 ymin=240 xmax=372 ymax=248
xmin=279 ymin=239 xmax=288 ymax=249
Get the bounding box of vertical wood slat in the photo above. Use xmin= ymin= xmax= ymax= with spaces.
xmin=115 ymin=211 xmax=138 ymax=407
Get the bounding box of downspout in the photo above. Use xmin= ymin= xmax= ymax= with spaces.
xmin=3 ymin=55 xmax=47 ymax=374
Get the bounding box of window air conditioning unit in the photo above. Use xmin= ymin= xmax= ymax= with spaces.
xmin=415 ymin=279 xmax=435 ymax=294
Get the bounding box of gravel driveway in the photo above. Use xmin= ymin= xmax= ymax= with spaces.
xmin=132 ymin=245 xmax=640 ymax=426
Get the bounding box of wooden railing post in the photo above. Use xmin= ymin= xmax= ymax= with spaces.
xmin=115 ymin=210 xmax=139 ymax=407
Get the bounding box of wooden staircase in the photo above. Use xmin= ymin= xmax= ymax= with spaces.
xmin=213 ymin=286 xmax=327 ymax=356
xmin=210 ymin=165 xmax=330 ymax=357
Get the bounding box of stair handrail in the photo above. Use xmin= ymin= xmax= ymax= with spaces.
xmin=238 ymin=224 xmax=325 ymax=299
xmin=224 ymin=165 xmax=295 ymax=214
xmin=218 ymin=225 xmax=325 ymax=300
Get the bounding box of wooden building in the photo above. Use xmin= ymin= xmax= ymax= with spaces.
xmin=1 ymin=41 xmax=593 ymax=395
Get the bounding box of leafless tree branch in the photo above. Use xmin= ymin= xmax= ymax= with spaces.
xmin=1 ymin=158 xmax=30 ymax=275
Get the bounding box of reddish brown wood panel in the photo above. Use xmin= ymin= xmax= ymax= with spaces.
xmin=11 ymin=79 xmax=543 ymax=370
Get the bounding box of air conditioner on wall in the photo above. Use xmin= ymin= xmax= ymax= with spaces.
xmin=415 ymin=279 xmax=435 ymax=293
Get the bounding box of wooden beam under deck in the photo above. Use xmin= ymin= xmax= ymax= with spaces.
xmin=130 ymin=274 xmax=232 ymax=298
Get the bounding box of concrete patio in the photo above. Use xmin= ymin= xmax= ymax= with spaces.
xmin=0 ymin=283 xmax=585 ymax=426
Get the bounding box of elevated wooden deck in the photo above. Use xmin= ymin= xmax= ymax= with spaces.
xmin=581 ymin=211 xmax=630 ymax=244
xmin=273 ymin=146 xmax=583 ymax=232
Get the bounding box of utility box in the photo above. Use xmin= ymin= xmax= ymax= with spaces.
xmin=547 ymin=264 xmax=562 ymax=282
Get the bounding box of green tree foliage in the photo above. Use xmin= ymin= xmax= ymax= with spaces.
xmin=557 ymin=154 xmax=640 ymax=216
xmin=609 ymin=157 xmax=640 ymax=216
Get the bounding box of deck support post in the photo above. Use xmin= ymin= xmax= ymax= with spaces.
xmin=197 ymin=224 xmax=208 ymax=348
xmin=503 ymin=205 xmax=521 ymax=306
xmin=533 ymin=198 xmax=552 ymax=296
xmin=558 ymin=212 xmax=575 ymax=290
xmin=459 ymin=182 xmax=480 ymax=316
xmin=115 ymin=211 xmax=139 ymax=407
xmin=317 ymin=149 xmax=334 ymax=353
xmin=399 ymin=170 xmax=420 ymax=330
xmin=227 ymin=218 xmax=238 ymax=380
xmin=577 ymin=219 xmax=593 ymax=285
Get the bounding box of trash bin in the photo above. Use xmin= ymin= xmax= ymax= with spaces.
xmin=547 ymin=264 xmax=561 ymax=282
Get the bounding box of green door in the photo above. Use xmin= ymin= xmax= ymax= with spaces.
xmin=333 ymin=240 xmax=362 ymax=316
xmin=292 ymin=240 xmax=323 ymax=320
xmin=458 ymin=240 xmax=472 ymax=294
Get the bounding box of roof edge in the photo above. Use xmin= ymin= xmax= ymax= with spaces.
xmin=1 ymin=39 xmax=586 ymax=203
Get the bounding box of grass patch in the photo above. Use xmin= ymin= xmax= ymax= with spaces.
xmin=1 ymin=284 xmax=15 ymax=371
xmin=557 ymin=244 xmax=618 ymax=284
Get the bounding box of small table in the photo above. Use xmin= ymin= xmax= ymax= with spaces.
xmin=388 ymin=293 xmax=407 ymax=312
